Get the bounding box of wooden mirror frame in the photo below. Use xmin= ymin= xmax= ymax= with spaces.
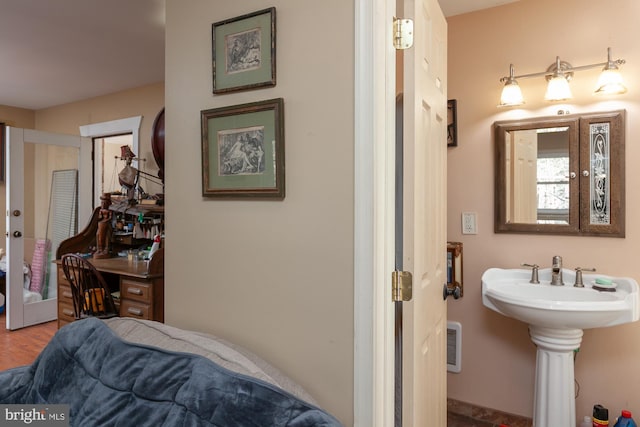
xmin=494 ymin=110 xmax=625 ymax=237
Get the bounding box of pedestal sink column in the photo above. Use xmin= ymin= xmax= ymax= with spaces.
xmin=529 ymin=326 xmax=583 ymax=427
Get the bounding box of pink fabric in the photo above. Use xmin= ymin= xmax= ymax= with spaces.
xmin=29 ymin=239 xmax=51 ymax=294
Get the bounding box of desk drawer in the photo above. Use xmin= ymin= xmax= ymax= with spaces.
xmin=58 ymin=301 xmax=76 ymax=323
xmin=121 ymin=279 xmax=152 ymax=303
xmin=58 ymin=283 xmax=74 ymax=305
xmin=58 ymin=268 xmax=76 ymax=326
xmin=120 ymin=299 xmax=150 ymax=319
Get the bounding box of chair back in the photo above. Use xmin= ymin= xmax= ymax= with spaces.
xmin=61 ymin=254 xmax=118 ymax=319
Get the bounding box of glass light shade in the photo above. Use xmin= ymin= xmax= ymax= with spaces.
xmin=594 ymin=68 xmax=627 ymax=95
xmin=499 ymin=81 xmax=524 ymax=107
xmin=544 ymin=75 xmax=572 ymax=101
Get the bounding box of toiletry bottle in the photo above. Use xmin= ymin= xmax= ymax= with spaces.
xmin=593 ymin=405 xmax=609 ymax=426
xmin=148 ymin=234 xmax=161 ymax=259
xmin=579 ymin=416 xmax=593 ymax=427
xmin=613 ymin=410 xmax=637 ymax=427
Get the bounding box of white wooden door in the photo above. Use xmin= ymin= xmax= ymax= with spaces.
xmin=511 ymin=129 xmax=538 ymax=222
xmin=6 ymin=127 xmax=91 ymax=330
xmin=401 ymin=0 xmax=448 ymax=424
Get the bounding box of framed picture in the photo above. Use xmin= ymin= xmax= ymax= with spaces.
xmin=201 ymin=98 xmax=285 ymax=199
xmin=447 ymin=99 xmax=457 ymax=147
xmin=212 ymin=7 xmax=276 ymax=94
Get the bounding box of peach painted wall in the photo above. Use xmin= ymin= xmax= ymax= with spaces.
xmin=446 ymin=0 xmax=640 ymax=419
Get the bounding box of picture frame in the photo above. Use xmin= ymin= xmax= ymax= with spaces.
xmin=212 ymin=7 xmax=276 ymax=94
xmin=447 ymin=99 xmax=458 ymax=147
xmin=201 ymin=98 xmax=285 ymax=199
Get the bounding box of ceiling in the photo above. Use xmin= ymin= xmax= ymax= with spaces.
xmin=0 ymin=0 xmax=165 ymax=110
xmin=0 ymin=0 xmax=516 ymax=111
xmin=438 ymin=0 xmax=519 ymax=18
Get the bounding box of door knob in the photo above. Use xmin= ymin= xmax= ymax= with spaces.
xmin=443 ymin=283 xmax=461 ymax=300
xmin=13 ymin=231 xmax=22 ymax=238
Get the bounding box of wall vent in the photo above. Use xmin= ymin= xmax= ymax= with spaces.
xmin=447 ymin=321 xmax=462 ymax=373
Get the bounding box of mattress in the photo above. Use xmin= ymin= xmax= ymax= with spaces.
xmin=103 ymin=317 xmax=317 ymax=405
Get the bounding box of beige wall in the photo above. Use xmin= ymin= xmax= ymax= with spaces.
xmin=35 ymin=82 xmax=165 ymax=198
xmin=165 ymin=1 xmax=354 ymax=425
xmin=0 ymin=106 xmax=35 ymax=128
xmin=447 ymin=0 xmax=640 ymax=419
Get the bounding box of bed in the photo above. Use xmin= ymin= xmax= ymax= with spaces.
xmin=0 ymin=317 xmax=342 ymax=426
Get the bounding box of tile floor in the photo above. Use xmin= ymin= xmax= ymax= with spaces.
xmin=448 ymin=411 xmax=498 ymax=427
xmin=447 ymin=398 xmax=532 ymax=427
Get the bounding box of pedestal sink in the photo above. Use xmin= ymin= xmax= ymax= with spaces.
xmin=482 ymin=267 xmax=640 ymax=427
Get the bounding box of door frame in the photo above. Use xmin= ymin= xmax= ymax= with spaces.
xmin=79 ymin=116 xmax=142 ymax=207
xmin=354 ymin=0 xmax=397 ymax=425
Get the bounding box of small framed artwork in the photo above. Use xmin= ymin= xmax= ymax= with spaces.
xmin=212 ymin=7 xmax=276 ymax=94
xmin=201 ymin=98 xmax=285 ymax=199
xmin=447 ymin=99 xmax=457 ymax=147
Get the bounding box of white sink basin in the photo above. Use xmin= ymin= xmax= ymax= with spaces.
xmin=482 ymin=267 xmax=640 ymax=427
xmin=482 ymin=267 xmax=640 ymax=329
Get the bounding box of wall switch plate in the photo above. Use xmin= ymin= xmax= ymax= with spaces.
xmin=461 ymin=212 xmax=478 ymax=235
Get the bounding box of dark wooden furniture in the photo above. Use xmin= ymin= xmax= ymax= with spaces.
xmin=151 ymin=107 xmax=165 ymax=184
xmin=56 ymin=205 xmax=164 ymax=329
xmin=61 ymin=254 xmax=119 ymax=319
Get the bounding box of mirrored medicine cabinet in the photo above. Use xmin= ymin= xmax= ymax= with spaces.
xmin=494 ymin=110 xmax=625 ymax=237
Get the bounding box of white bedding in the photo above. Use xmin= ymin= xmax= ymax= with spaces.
xmin=0 ymin=255 xmax=33 ymax=295
xmin=103 ymin=317 xmax=317 ymax=405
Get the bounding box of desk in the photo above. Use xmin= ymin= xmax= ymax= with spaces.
xmin=56 ymin=248 xmax=164 ymax=328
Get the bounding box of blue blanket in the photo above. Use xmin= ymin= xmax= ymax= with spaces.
xmin=0 ymin=318 xmax=342 ymax=427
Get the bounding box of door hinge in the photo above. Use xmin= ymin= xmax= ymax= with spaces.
xmin=393 ymin=17 xmax=414 ymax=50
xmin=392 ymin=271 xmax=413 ymax=302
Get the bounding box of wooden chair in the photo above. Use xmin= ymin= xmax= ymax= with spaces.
xmin=61 ymin=254 xmax=118 ymax=319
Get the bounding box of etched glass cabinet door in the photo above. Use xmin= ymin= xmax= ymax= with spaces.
xmin=579 ymin=111 xmax=625 ymax=236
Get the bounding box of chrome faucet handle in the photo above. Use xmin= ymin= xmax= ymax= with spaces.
xmin=521 ymin=263 xmax=540 ymax=284
xmin=574 ymin=267 xmax=596 ymax=287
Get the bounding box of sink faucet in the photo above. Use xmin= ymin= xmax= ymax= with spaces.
xmin=521 ymin=263 xmax=540 ymax=284
xmin=551 ymin=255 xmax=564 ymax=286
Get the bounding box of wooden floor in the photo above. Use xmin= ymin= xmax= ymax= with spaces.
xmin=0 ymin=313 xmax=57 ymax=371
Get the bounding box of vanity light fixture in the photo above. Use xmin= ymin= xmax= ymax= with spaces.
xmin=498 ymin=47 xmax=627 ymax=107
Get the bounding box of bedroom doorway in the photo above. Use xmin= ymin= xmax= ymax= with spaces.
xmin=94 ymin=134 xmax=134 ymax=203
xmin=5 ymin=127 xmax=91 ymax=330
xmin=79 ymin=116 xmax=141 ymax=208
xmin=353 ymin=0 xmax=448 ymax=424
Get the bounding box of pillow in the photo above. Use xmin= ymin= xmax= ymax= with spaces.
xmin=103 ymin=317 xmax=317 ymax=405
